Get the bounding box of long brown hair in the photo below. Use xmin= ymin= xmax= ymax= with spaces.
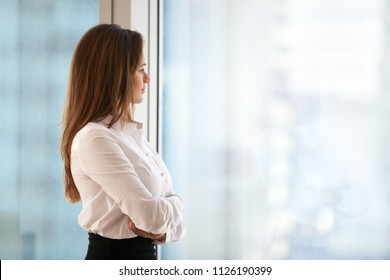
xmin=61 ymin=24 xmax=144 ymax=203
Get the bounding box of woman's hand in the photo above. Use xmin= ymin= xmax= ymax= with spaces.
xmin=128 ymin=221 xmax=166 ymax=242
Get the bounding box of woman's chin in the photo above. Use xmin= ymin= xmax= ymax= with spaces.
xmin=134 ymin=97 xmax=143 ymax=104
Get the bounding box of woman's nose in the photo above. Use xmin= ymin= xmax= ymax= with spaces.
xmin=144 ymin=73 xmax=151 ymax=83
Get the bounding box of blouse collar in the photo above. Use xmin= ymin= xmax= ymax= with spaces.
xmin=98 ymin=115 xmax=143 ymax=134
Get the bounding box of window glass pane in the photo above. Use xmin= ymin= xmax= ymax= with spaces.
xmin=0 ymin=0 xmax=98 ymax=259
xmin=161 ymin=0 xmax=390 ymax=259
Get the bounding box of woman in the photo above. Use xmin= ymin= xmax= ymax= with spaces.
xmin=60 ymin=24 xmax=185 ymax=260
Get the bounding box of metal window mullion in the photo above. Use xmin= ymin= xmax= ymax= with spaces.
xmin=99 ymin=0 xmax=112 ymax=24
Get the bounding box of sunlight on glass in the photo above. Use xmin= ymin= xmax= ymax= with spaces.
xmin=162 ymin=0 xmax=390 ymax=259
xmin=0 ymin=0 xmax=98 ymax=259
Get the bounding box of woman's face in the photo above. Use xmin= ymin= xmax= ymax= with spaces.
xmin=132 ymin=54 xmax=150 ymax=104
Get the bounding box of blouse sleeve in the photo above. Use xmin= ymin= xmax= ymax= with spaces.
xmin=75 ymin=128 xmax=184 ymax=242
xmin=162 ymin=214 xmax=186 ymax=243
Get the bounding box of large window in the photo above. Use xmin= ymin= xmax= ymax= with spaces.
xmin=0 ymin=0 xmax=98 ymax=259
xmin=161 ymin=0 xmax=390 ymax=259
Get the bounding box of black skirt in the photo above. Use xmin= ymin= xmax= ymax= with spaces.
xmin=85 ymin=233 xmax=157 ymax=260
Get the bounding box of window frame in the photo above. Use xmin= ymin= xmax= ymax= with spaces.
xmin=99 ymin=0 xmax=160 ymax=150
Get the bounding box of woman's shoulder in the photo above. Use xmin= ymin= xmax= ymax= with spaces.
xmin=78 ymin=121 xmax=110 ymax=135
xmin=72 ymin=120 xmax=114 ymax=147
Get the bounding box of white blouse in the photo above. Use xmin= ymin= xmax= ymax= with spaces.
xmin=70 ymin=115 xmax=185 ymax=243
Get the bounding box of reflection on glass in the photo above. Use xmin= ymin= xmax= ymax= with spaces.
xmin=162 ymin=0 xmax=390 ymax=259
xmin=0 ymin=0 xmax=98 ymax=259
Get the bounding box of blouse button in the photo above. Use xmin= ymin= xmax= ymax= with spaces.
xmin=161 ymin=172 xmax=164 ymax=176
